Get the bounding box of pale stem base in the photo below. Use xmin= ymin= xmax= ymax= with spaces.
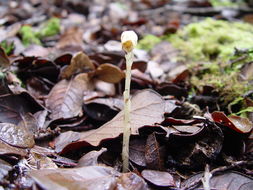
xmin=122 ymin=51 xmax=133 ymax=172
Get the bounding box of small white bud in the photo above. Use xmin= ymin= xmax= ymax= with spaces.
xmin=121 ymin=30 xmax=138 ymax=53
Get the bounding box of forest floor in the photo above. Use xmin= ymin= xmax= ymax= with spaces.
xmin=0 ymin=0 xmax=253 ymax=189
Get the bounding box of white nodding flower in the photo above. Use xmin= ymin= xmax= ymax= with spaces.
xmin=121 ymin=30 xmax=138 ymax=53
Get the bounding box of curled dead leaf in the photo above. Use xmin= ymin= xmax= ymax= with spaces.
xmin=60 ymin=51 xmax=95 ymax=79
xmin=94 ymin=63 xmax=125 ymax=83
xmin=212 ymin=111 xmax=253 ymax=133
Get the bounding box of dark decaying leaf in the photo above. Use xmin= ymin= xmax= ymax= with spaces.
xmin=0 ymin=123 xmax=35 ymax=148
xmin=167 ymin=121 xmax=223 ymax=169
xmin=46 ymin=73 xmax=90 ymax=120
xmin=60 ymin=51 xmax=95 ymax=79
xmin=0 ymin=78 xmax=11 ymax=96
xmin=0 ymin=92 xmax=44 ymax=124
xmin=54 ymin=53 xmax=72 ymax=67
xmin=77 ymin=148 xmax=107 ymax=167
xmin=212 ymin=111 xmax=253 ymax=133
xmin=94 ymin=63 xmax=125 ymax=83
xmin=182 ymin=171 xmax=253 ymax=190
xmin=145 ymin=133 xmax=164 ymax=170
xmin=156 ymin=82 xmax=188 ymax=98
xmin=0 ymin=159 xmax=12 ymax=181
xmin=56 ymin=89 xmax=165 ymax=152
xmin=83 ymin=97 xmax=122 ymax=121
xmin=54 ymin=131 xmax=80 ymax=153
xmin=129 ymin=138 xmax=146 ymax=167
xmin=141 ymin=170 xmax=175 ymax=187
xmin=0 ymin=46 xmax=10 ymax=67
xmin=29 ymin=166 xmax=148 ymax=190
xmin=15 ymin=57 xmax=60 ymax=84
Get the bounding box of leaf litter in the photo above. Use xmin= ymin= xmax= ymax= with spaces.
xmin=0 ymin=0 xmax=252 ymax=189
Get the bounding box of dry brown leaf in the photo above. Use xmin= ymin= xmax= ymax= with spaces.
xmin=94 ymin=63 xmax=125 ymax=83
xmin=77 ymin=89 xmax=164 ymax=146
xmin=60 ymin=51 xmax=95 ymax=79
xmin=0 ymin=140 xmax=27 ymax=156
xmin=56 ymin=26 xmax=84 ymax=50
xmin=46 ymin=73 xmax=91 ymax=120
xmin=29 ymin=166 xmax=147 ymax=190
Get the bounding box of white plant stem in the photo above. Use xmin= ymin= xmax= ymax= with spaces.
xmin=122 ymin=51 xmax=133 ymax=172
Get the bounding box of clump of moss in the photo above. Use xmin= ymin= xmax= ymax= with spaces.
xmin=167 ymin=18 xmax=253 ymax=62
xmin=19 ymin=25 xmax=41 ymax=46
xmin=137 ymin=34 xmax=161 ymax=51
xmin=19 ymin=17 xmax=60 ymax=46
xmin=210 ymin=0 xmax=245 ymax=7
xmin=0 ymin=40 xmax=14 ymax=55
xmin=37 ymin=17 xmax=60 ymax=38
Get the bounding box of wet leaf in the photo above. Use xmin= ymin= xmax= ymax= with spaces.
xmin=57 ymin=89 xmax=165 ymax=151
xmin=141 ymin=170 xmax=175 ymax=187
xmin=129 ymin=138 xmax=146 ymax=167
xmin=182 ymin=171 xmax=253 ymax=190
xmin=29 ymin=166 xmax=147 ymax=190
xmin=18 ymin=113 xmax=37 ymax=133
xmin=54 ymin=131 xmax=81 ymax=153
xmin=60 ymin=51 xmax=95 ymax=79
xmin=77 ymin=148 xmax=107 ymax=167
xmin=0 ymin=92 xmax=44 ymax=124
xmin=94 ymin=63 xmax=125 ymax=83
xmin=145 ymin=133 xmax=164 ymax=170
xmin=46 ymin=73 xmax=90 ymax=120
xmin=0 ymin=140 xmax=27 ymax=156
xmin=212 ymin=111 xmax=253 ymax=133
xmin=0 ymin=123 xmax=35 ymax=148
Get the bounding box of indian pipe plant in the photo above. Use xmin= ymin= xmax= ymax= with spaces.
xmin=121 ymin=30 xmax=138 ymax=172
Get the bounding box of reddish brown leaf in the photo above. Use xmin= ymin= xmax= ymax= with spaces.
xmin=0 ymin=123 xmax=35 ymax=148
xmin=46 ymin=73 xmax=91 ymax=120
xmin=56 ymin=89 xmax=165 ymax=151
xmin=94 ymin=63 xmax=125 ymax=83
xmin=60 ymin=51 xmax=95 ymax=79
xmin=141 ymin=170 xmax=175 ymax=187
xmin=0 ymin=46 xmax=10 ymax=67
xmin=212 ymin=111 xmax=253 ymax=133
xmin=145 ymin=133 xmax=164 ymax=170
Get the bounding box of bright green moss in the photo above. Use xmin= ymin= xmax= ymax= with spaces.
xmin=19 ymin=17 xmax=60 ymax=46
xmin=37 ymin=17 xmax=60 ymax=38
xmin=137 ymin=34 xmax=161 ymax=51
xmin=0 ymin=40 xmax=14 ymax=55
xmin=19 ymin=25 xmax=41 ymax=46
xmin=210 ymin=0 xmax=245 ymax=7
xmin=167 ymin=18 xmax=253 ymax=62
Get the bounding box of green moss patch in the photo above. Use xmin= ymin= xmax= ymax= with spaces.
xmin=19 ymin=17 xmax=60 ymax=46
xmin=167 ymin=18 xmax=253 ymax=62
